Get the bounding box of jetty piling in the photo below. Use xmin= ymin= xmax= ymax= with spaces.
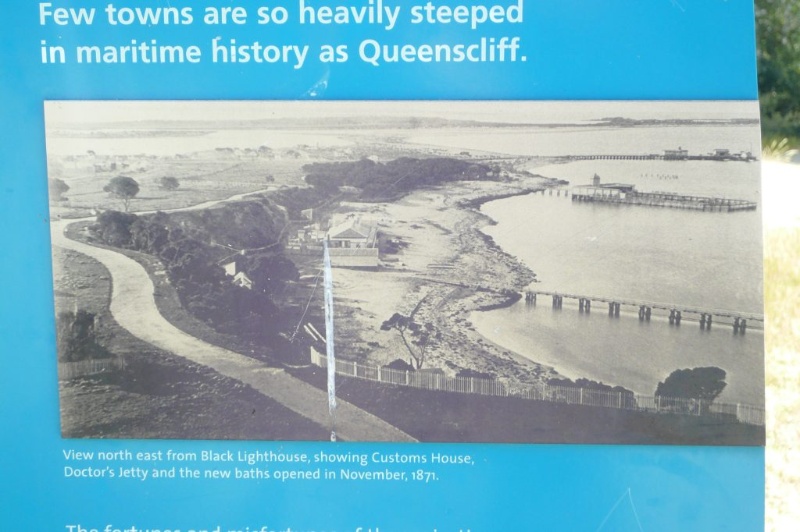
xmin=668 ymin=309 xmax=683 ymax=326
xmin=525 ymin=290 xmax=762 ymax=332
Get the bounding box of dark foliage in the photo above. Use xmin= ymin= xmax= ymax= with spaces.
xmin=167 ymin=199 xmax=287 ymax=251
xmin=243 ymin=251 xmax=299 ymax=298
xmin=548 ymin=377 xmax=637 ymax=408
xmin=756 ymin=0 xmax=800 ymax=144
xmin=90 ymin=204 xmax=296 ymax=348
xmin=384 ymin=358 xmax=415 ymax=372
xmin=269 ymin=187 xmax=331 ymax=220
xmin=548 ymin=377 xmax=631 ymax=393
xmin=303 ymin=157 xmax=496 ymax=200
xmin=655 ymin=367 xmax=727 ymax=402
xmin=93 ymin=210 xmax=138 ymax=247
xmin=159 ymin=176 xmax=180 ymax=191
xmin=456 ymin=368 xmax=495 ymax=379
xmin=56 ymin=310 xmax=110 ymax=362
xmin=757 ymin=0 xmax=800 ymax=117
xmin=49 ymin=178 xmax=69 ymax=201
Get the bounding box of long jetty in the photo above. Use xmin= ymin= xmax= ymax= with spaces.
xmin=524 ymin=290 xmax=763 ymax=334
xmin=535 ymin=187 xmax=758 ymax=212
xmin=560 ymin=153 xmax=758 ymax=162
xmin=571 ymin=189 xmax=757 ymax=212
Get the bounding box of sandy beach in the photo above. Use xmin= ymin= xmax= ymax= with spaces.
xmin=329 ymin=174 xmax=564 ymax=385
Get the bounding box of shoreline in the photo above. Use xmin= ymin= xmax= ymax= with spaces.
xmin=331 ymin=175 xmax=566 ymax=386
xmin=466 ymin=179 xmax=765 ymax=406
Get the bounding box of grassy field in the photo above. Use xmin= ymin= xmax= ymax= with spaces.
xmin=49 ymin=152 xmax=309 ymax=218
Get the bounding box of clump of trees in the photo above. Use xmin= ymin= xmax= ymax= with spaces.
xmin=383 ymin=358 xmax=415 ymax=372
xmin=756 ymin=0 xmax=800 ymax=143
xmin=548 ymin=377 xmax=637 ymax=408
xmin=269 ymin=186 xmax=330 ymax=220
xmin=303 ymin=157 xmax=496 ymax=200
xmin=456 ymin=368 xmax=495 ymax=379
xmin=655 ymin=367 xmax=727 ymax=402
xmin=90 ymin=205 xmax=298 ymax=346
xmin=103 ymin=176 xmax=140 ymax=211
xmin=241 ymin=252 xmax=298 ymax=298
xmin=653 ymin=367 xmax=728 ymax=416
xmin=93 ymin=211 xmax=138 ymax=247
xmin=159 ymin=176 xmax=180 ymax=191
xmin=168 ymin=199 xmax=287 ymax=251
xmin=56 ymin=310 xmax=109 ymax=362
xmin=49 ymin=178 xmax=69 ymax=201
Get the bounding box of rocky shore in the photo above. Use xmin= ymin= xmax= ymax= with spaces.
xmin=330 ymin=175 xmax=564 ymax=385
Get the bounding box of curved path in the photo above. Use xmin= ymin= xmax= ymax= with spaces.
xmin=52 ymin=215 xmax=415 ymax=442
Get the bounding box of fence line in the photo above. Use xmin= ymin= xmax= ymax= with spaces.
xmin=58 ymin=357 xmax=125 ymax=380
xmin=310 ymin=350 xmax=764 ymax=426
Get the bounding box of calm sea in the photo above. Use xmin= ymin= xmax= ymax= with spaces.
xmin=449 ymin=124 xmax=764 ymax=405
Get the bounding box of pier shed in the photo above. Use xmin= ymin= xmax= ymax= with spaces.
xmin=570 ymin=175 xmax=757 ymax=212
xmin=573 ymin=176 xmax=636 ymax=201
xmin=664 ymin=147 xmax=689 ymax=160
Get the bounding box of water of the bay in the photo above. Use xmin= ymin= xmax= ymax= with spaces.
xmin=472 ymin=156 xmax=764 ymax=406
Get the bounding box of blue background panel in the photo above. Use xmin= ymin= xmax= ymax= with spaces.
xmin=1 ymin=1 xmax=763 ymax=530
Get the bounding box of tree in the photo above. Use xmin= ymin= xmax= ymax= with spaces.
xmin=244 ymin=251 xmax=299 ymax=297
xmin=756 ymin=0 xmax=800 ymax=145
xmin=56 ymin=309 xmax=109 ymax=362
xmin=130 ymin=214 xmax=170 ymax=254
xmin=380 ymin=313 xmax=439 ymax=369
xmin=756 ymin=0 xmax=800 ymax=116
xmin=159 ymin=176 xmax=180 ymax=191
xmin=92 ymin=210 xmax=138 ymax=247
xmin=655 ymin=367 xmax=727 ymax=402
xmin=103 ymin=176 xmax=140 ymax=211
xmin=48 ymin=178 xmax=69 ymax=201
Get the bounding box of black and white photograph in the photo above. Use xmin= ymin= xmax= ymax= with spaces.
xmin=47 ymin=100 xmax=765 ymax=444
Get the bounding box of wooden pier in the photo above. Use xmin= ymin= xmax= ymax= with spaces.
xmin=567 ymin=154 xmax=758 ymax=162
xmin=538 ymin=176 xmax=757 ymax=213
xmin=561 ymin=150 xmax=757 ymax=163
xmin=524 ymin=290 xmax=763 ymax=334
xmin=570 ymin=188 xmax=757 ymax=212
xmin=570 ymin=154 xmax=663 ymax=161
